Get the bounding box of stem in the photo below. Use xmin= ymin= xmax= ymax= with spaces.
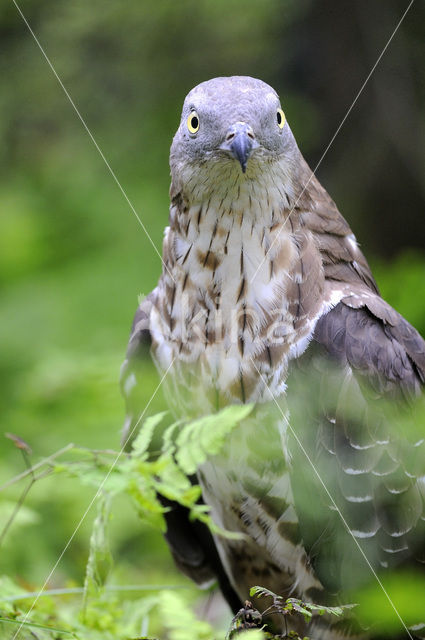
xmin=0 ymin=445 xmax=39 ymax=548
xmin=0 ymin=443 xmax=74 ymax=492
xmin=0 ymin=476 xmax=35 ymax=547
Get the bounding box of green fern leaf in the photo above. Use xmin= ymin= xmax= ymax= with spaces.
xmin=132 ymin=411 xmax=169 ymax=458
xmin=176 ymin=404 xmax=253 ymax=474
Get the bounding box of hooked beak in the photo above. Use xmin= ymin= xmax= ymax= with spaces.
xmin=220 ymin=122 xmax=259 ymax=173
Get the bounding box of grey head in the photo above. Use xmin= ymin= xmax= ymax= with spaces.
xmin=170 ymin=76 xmax=299 ymax=199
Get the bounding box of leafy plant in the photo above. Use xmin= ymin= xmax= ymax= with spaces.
xmin=226 ymin=587 xmax=355 ymax=640
xmin=250 ymin=585 xmax=352 ymax=621
xmin=0 ymin=406 xmax=253 ymax=639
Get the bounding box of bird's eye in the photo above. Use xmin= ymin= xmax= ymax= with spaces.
xmin=187 ymin=111 xmax=200 ymax=134
xmin=276 ymin=108 xmax=285 ymax=129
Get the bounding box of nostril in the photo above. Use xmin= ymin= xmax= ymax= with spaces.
xmin=247 ymin=132 xmax=255 ymax=140
xmin=226 ymin=132 xmax=235 ymax=142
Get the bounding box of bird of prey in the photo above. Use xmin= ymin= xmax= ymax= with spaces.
xmin=121 ymin=77 xmax=425 ymax=639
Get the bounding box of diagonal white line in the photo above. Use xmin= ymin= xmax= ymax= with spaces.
xmin=250 ymin=0 xmax=415 ymax=285
xmin=250 ymin=357 xmax=413 ymax=639
xmin=11 ymin=357 xmax=175 ymax=640
xmin=11 ymin=0 xmax=175 ymax=284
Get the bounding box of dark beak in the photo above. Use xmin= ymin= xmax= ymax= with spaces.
xmin=220 ymin=122 xmax=258 ymax=173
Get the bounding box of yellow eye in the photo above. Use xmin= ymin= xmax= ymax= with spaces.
xmin=276 ymin=108 xmax=285 ymax=129
xmin=187 ymin=111 xmax=200 ymax=134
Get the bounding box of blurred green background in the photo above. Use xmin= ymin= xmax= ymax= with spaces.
xmin=0 ymin=0 xmax=424 ymax=629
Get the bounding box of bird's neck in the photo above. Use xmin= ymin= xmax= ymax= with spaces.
xmin=168 ymin=176 xmax=297 ymax=297
xmin=163 ymin=174 xmax=325 ymax=349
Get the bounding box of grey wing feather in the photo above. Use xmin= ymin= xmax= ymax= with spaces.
xmin=120 ymin=292 xmax=157 ymax=447
xmin=289 ymin=297 xmax=425 ymax=598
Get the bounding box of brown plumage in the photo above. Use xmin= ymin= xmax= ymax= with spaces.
xmin=121 ymin=77 xmax=425 ymax=639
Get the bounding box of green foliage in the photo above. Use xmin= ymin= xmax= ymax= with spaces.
xmin=0 ymin=405 xmax=361 ymax=639
xmin=352 ymin=570 xmax=425 ymax=634
xmin=236 ymin=632 xmax=265 ymax=640
xmin=158 ymin=591 xmax=215 ymax=640
xmin=0 ymin=581 xmax=220 ymax=640
xmin=2 ymin=390 xmax=425 ymax=639
xmin=0 ymin=501 xmax=39 ymax=530
xmin=176 ymin=405 xmax=253 ymax=475
xmin=372 ymin=251 xmax=425 ymax=337
xmin=249 ymin=586 xmax=353 ymax=623
xmin=0 ymin=406 xmax=253 ymax=638
xmin=82 ymin=495 xmax=113 ymax=623
xmin=225 ymin=587 xmax=354 ymax=639
xmin=131 ymin=412 xmax=170 ymax=458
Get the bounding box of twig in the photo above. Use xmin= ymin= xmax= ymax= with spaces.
xmin=0 ymin=441 xmax=37 ymax=547
xmin=0 ymin=443 xmax=74 ymax=491
xmin=0 ymin=479 xmax=35 ymax=547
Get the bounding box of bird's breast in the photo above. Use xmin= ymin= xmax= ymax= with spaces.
xmin=151 ymin=193 xmax=329 ymax=413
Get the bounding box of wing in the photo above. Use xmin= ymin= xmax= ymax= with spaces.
xmin=288 ymin=295 xmax=425 ymax=600
xmin=120 ymin=293 xmax=157 ymax=448
xmin=120 ymin=294 xmax=242 ymax=613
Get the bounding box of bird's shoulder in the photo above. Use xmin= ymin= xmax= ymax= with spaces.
xmin=313 ymin=292 xmax=425 ymax=398
xmin=293 ymin=158 xmax=379 ymax=294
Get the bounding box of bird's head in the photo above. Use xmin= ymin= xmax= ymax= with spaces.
xmin=170 ymin=76 xmax=299 ymax=202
